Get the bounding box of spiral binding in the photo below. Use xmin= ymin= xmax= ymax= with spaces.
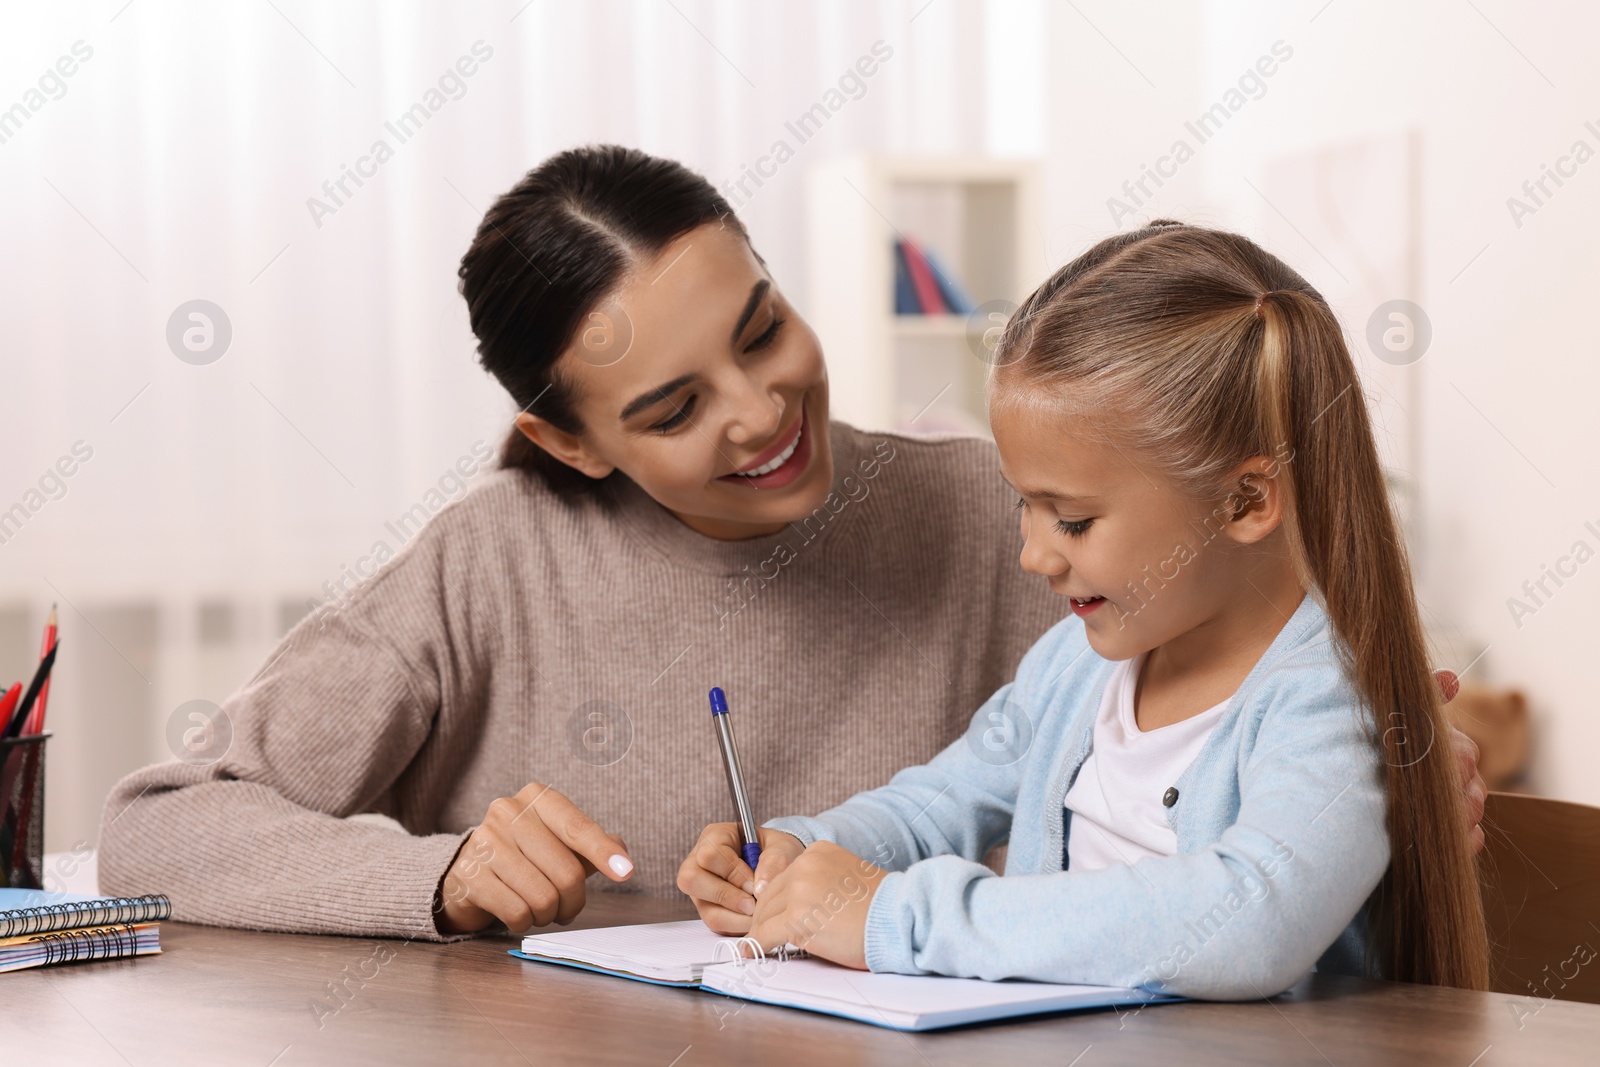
xmin=710 ymin=936 xmax=809 ymax=967
xmin=0 ymin=893 xmax=171 ymax=939
xmin=27 ymin=923 xmax=145 ymax=967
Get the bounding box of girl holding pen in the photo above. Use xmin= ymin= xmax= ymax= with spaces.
xmin=680 ymin=221 xmax=1488 ymax=995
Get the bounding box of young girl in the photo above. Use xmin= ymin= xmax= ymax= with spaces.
xmin=679 ymin=221 xmax=1488 ymax=997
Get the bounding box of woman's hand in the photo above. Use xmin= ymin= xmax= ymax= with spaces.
xmin=1436 ymin=668 xmax=1487 ymax=855
xmin=748 ymin=841 xmax=888 ymax=970
xmin=1452 ymin=727 xmax=1487 ymax=855
xmin=436 ymin=782 xmax=633 ymax=935
xmin=677 ymin=824 xmax=805 ymax=935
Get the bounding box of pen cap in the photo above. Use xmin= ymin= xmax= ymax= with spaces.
xmin=709 ymin=687 xmax=729 ymax=717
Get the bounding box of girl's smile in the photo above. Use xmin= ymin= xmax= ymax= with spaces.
xmin=1068 ymin=596 xmax=1106 ymax=617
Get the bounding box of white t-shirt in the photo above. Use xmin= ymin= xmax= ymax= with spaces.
xmin=1064 ymin=654 xmax=1233 ymax=872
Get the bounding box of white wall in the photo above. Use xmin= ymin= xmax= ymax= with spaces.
xmin=2 ymin=0 xmax=1596 ymax=856
xmin=1049 ymin=0 xmax=1600 ymax=802
xmin=0 ymin=0 xmax=1035 ymax=851
xmin=0 ymin=0 xmax=1009 ymax=604
xmin=1204 ymin=0 xmax=1600 ymax=803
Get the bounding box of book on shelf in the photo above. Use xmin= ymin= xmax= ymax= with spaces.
xmin=893 ymin=241 xmax=920 ymax=314
xmin=922 ymin=246 xmax=976 ymax=314
xmin=892 ymin=238 xmax=977 ymax=316
xmin=898 ymin=238 xmax=948 ymax=315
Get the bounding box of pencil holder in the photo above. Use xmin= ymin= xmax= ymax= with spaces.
xmin=0 ymin=732 xmax=49 ymax=890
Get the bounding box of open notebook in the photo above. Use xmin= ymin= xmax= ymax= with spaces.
xmin=513 ymin=921 xmax=1179 ymax=1031
xmin=511 ymin=919 xmax=747 ymax=986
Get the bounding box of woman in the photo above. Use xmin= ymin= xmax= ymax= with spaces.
xmin=98 ymin=146 xmax=1483 ymax=941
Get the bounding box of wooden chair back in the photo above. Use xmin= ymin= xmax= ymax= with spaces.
xmin=1480 ymin=790 xmax=1600 ymax=1005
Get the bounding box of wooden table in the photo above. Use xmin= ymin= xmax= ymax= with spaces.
xmin=6 ymin=892 xmax=1597 ymax=1065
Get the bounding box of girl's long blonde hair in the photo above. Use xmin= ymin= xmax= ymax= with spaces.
xmin=995 ymin=221 xmax=1488 ymax=990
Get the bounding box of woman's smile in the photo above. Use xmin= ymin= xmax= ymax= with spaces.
xmin=718 ymin=405 xmax=812 ymax=490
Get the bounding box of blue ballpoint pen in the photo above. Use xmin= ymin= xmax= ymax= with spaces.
xmin=708 ymin=687 xmax=762 ymax=872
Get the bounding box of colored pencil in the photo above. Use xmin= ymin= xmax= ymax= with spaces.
xmin=23 ymin=606 xmax=56 ymax=736
xmin=0 ymin=684 xmax=18 ymax=736
xmin=3 ymin=641 xmax=57 ymax=740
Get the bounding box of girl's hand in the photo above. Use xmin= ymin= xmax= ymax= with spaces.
xmin=678 ymin=824 xmax=805 ymax=935
xmin=436 ymin=782 xmax=634 ymax=934
xmin=748 ymin=841 xmax=888 ymax=970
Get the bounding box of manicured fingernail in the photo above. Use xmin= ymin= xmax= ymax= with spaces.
xmin=742 ymin=880 xmax=755 ymax=895
xmin=740 ymin=897 xmax=755 ymax=915
xmin=752 ymin=879 xmax=767 ymax=896
xmin=609 ymin=854 xmax=633 ymax=877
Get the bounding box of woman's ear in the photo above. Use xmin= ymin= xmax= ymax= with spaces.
xmin=1220 ymin=456 xmax=1286 ymax=545
xmin=513 ymin=412 xmax=616 ymax=480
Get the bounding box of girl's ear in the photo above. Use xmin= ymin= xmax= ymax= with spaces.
xmin=513 ymin=412 xmax=616 ymax=480
xmin=1220 ymin=456 xmax=1287 ymax=545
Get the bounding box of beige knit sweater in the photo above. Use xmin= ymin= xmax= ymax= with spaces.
xmin=98 ymin=421 xmax=1065 ymax=941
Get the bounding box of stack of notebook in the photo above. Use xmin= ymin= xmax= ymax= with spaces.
xmin=0 ymin=888 xmax=170 ymax=973
xmin=513 ymin=920 xmax=1179 ymax=1031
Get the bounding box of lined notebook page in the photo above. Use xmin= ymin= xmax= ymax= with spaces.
xmin=527 ymin=920 xmax=723 ymax=960
xmin=520 ymin=921 xmax=735 ymax=982
xmin=701 ymin=957 xmax=1173 ymax=1031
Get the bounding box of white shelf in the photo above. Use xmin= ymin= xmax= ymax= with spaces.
xmin=805 ymin=155 xmax=1044 ymax=436
xmin=892 ymin=315 xmax=969 ymax=337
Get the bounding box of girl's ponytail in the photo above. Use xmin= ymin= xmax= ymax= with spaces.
xmin=1256 ymin=289 xmax=1489 ymax=990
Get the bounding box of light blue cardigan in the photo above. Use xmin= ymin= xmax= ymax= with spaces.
xmin=765 ymin=595 xmax=1391 ymax=1000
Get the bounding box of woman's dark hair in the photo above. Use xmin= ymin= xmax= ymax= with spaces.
xmin=458 ymin=144 xmax=749 ymax=493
